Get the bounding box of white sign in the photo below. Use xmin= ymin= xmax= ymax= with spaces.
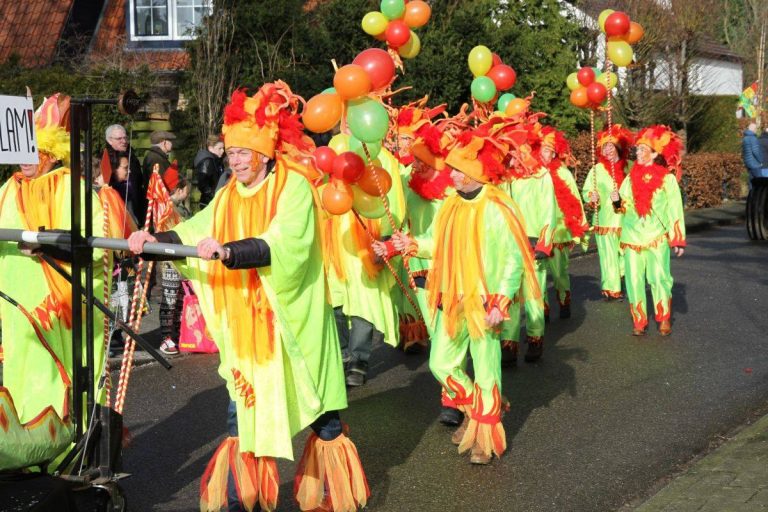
xmin=0 ymin=95 xmax=38 ymax=165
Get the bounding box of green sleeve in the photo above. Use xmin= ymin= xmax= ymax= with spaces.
xmin=664 ymin=174 xmax=686 ymax=247
xmin=582 ymin=167 xmax=596 ymax=202
xmin=485 ymin=203 xmax=523 ymax=301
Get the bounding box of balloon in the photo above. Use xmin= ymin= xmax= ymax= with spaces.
xmin=357 ymin=164 xmax=392 ymax=196
xmin=607 ymin=40 xmax=634 ymax=67
xmin=353 ymin=48 xmax=395 ymax=90
xmin=361 ymin=11 xmax=388 ymax=35
xmin=505 ymin=98 xmax=528 ymax=116
xmin=332 ymin=152 xmax=365 ymax=183
xmin=597 ymin=9 xmax=614 ymax=32
xmin=468 ymin=45 xmax=493 ymax=77
xmin=328 ymin=133 xmax=350 ymax=154
xmin=303 ymin=93 xmax=343 ymax=133
xmin=486 ymin=64 xmax=516 ymax=91
xmin=403 ymin=0 xmax=431 ymax=28
xmin=604 ymin=12 xmax=631 ymax=37
xmin=385 ymin=20 xmax=411 ymax=48
xmin=380 ymin=0 xmax=405 ymax=20
xmin=321 ymin=180 xmax=354 ymax=215
xmin=627 ymin=22 xmax=644 ymax=44
xmin=492 ymin=53 xmax=503 ymax=67
xmin=398 ymin=31 xmax=421 ymax=59
xmin=566 ymin=72 xmax=580 ymax=91
xmin=347 ymin=98 xmax=390 ymax=143
xmin=570 ymin=87 xmax=589 ymax=108
xmin=322 ymin=87 xmax=337 ymax=94
xmin=314 ymin=146 xmax=337 ymax=174
xmin=596 ymin=71 xmax=618 ymax=89
xmin=586 ymin=82 xmax=607 ymax=104
xmin=592 ymin=66 xmax=602 ymax=77
xmin=334 ymin=64 xmax=372 ymax=100
xmin=497 ymin=93 xmax=516 ymax=113
xmin=471 ymin=76 xmax=497 ymax=103
xmin=349 ymin=136 xmax=382 ymax=161
xmin=353 ymin=187 xmax=386 ymax=219
xmin=577 ymin=66 xmax=595 ymax=86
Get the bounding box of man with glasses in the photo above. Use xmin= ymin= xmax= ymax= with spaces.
xmin=104 ymin=124 xmax=146 ymax=222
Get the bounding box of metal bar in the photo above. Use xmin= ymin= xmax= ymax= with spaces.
xmin=84 ymin=103 xmax=95 ymax=434
xmin=70 ymin=103 xmax=84 ymax=442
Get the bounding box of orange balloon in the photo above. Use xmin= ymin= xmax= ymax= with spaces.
xmin=321 ymin=180 xmax=354 ymax=215
xmin=626 ymin=22 xmax=644 ymax=44
xmin=333 ymin=64 xmax=372 ymax=100
xmin=505 ymin=98 xmax=528 ymax=116
xmin=303 ymin=93 xmax=343 ymax=133
xmin=357 ymin=165 xmax=392 ymax=196
xmin=403 ymin=0 xmax=431 ymax=28
xmin=570 ymin=87 xmax=589 ymax=108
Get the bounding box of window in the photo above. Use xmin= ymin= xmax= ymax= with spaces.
xmin=130 ymin=0 xmax=212 ymax=41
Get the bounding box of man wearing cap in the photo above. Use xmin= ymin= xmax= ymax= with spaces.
xmin=143 ymin=130 xmax=176 ymax=185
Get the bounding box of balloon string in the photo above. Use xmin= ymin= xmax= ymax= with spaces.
xmin=604 ymin=58 xmax=618 ymax=193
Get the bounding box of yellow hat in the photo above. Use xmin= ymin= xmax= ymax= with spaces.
xmin=445 ymin=127 xmax=508 ymax=184
xmin=34 ymin=93 xmax=71 ymax=163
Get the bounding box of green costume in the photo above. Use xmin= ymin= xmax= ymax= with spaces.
xmin=500 ymin=168 xmax=556 ymax=341
xmin=172 ymin=164 xmax=346 ymax=460
xmin=0 ymin=169 xmax=113 ymax=470
xmin=618 ymin=163 xmax=686 ymax=330
xmin=581 ymin=159 xmax=631 ymax=297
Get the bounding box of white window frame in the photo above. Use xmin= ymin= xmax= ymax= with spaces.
xmin=129 ymin=0 xmax=212 ymax=42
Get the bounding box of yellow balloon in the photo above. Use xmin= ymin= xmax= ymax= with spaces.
xmin=598 ymin=9 xmax=614 ymax=33
xmin=361 ymin=11 xmax=388 ymax=36
xmin=398 ymin=31 xmax=421 ymax=59
xmin=328 ymin=133 xmax=350 ymax=154
xmin=468 ymin=45 xmax=493 ymax=78
xmin=566 ymin=72 xmax=580 ymax=91
xmin=607 ymin=40 xmax=634 ymax=67
xmin=352 ymin=186 xmax=386 ymax=218
xmin=596 ymin=70 xmax=618 ymax=89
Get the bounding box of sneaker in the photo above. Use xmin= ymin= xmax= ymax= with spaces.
xmin=345 ymin=361 xmax=368 ymax=387
xmin=160 ymin=338 xmax=179 ymax=355
xmin=438 ymin=406 xmax=464 ymax=427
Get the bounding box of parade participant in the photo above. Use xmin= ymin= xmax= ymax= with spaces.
xmin=537 ymin=126 xmax=589 ymax=319
xmin=582 ymin=125 xmax=634 ymax=300
xmin=617 ymin=125 xmax=685 ymax=336
xmin=128 ymin=83 xmax=368 ymax=512
xmin=426 ymin=124 xmax=541 ymax=464
xmin=0 ymin=93 xmax=127 ymax=469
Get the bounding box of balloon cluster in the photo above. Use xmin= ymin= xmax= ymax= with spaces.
xmin=361 ymin=0 xmax=431 ymax=59
xmin=598 ymin=9 xmax=644 ymax=68
xmin=566 ymin=66 xmax=618 ymax=109
xmin=467 ymin=45 xmax=517 ymax=106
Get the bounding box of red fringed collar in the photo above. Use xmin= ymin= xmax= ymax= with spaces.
xmin=409 ymin=168 xmax=453 ymax=201
xmin=547 ymin=160 xmax=587 ymax=238
xmin=630 ymin=163 xmax=668 ymax=218
xmin=397 ymin=153 xmax=415 ymax=166
xmin=598 ymin=157 xmax=627 ymax=188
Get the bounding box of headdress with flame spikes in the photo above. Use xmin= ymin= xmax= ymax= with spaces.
xmin=390 ymin=96 xmax=448 ymax=139
xmin=445 ymin=120 xmax=511 ymax=185
xmin=537 ymin=125 xmax=576 ymax=167
xmin=34 ymin=92 xmax=71 ymax=164
xmin=409 ymin=108 xmax=470 ymax=171
xmin=223 ymin=80 xmax=311 ymax=159
xmin=635 ymin=125 xmax=684 ymax=177
xmin=597 ymin=124 xmax=635 ymax=160
xmin=484 ymin=109 xmax=548 ymax=177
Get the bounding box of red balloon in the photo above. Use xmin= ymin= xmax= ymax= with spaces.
xmin=353 ymin=48 xmax=396 ymax=91
xmin=586 ymin=82 xmax=607 ymax=104
xmin=577 ymin=67 xmax=595 ymax=86
xmin=486 ymin=64 xmax=517 ymax=91
xmin=385 ymin=20 xmax=411 ymax=48
xmin=332 ymin=152 xmax=365 ymax=183
xmin=604 ymin=12 xmax=631 ymax=37
xmin=492 ymin=53 xmax=503 ymax=67
xmin=314 ymin=146 xmax=336 ymax=174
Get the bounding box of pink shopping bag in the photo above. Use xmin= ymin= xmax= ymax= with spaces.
xmin=178 ymin=281 xmax=218 ymax=353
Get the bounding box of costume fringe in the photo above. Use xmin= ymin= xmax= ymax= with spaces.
xmin=399 ymin=314 xmax=428 ymax=351
xmin=294 ymin=433 xmax=370 ymax=512
xmin=200 ymin=437 xmax=279 ymax=512
xmin=457 ymin=419 xmax=507 ymax=459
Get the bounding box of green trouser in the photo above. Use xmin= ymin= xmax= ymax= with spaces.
xmin=548 ymin=244 xmax=573 ymax=306
xmin=429 ymin=318 xmax=502 ymax=416
xmin=595 ymin=231 xmax=624 ymax=295
xmin=623 ymin=243 xmax=673 ymax=330
xmin=501 ymin=259 xmax=547 ymax=342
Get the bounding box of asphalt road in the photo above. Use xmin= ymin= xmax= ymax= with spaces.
xmin=120 ymin=223 xmax=768 ymax=511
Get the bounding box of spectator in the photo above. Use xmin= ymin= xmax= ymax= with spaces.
xmin=742 ymin=122 xmax=765 ymax=181
xmin=143 ymin=130 xmax=176 ymax=181
xmin=194 ymin=135 xmax=225 ymax=208
xmin=215 ymin=166 xmax=232 ymax=193
xmin=105 ymin=124 xmax=146 ymax=221
xmin=759 ymin=126 xmax=768 ymax=174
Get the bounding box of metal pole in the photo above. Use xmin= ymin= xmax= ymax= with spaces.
xmin=83 ymin=103 xmax=95 ymax=431
xmin=70 ymin=102 xmax=84 ymax=442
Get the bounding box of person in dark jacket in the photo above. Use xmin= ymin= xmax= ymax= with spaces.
xmin=742 ymin=123 xmax=765 ymax=180
xmin=758 ymin=127 xmax=768 ymax=172
xmin=193 ymin=134 xmax=225 ymax=208
xmin=105 ymin=124 xmax=146 ymax=222
xmin=143 ymin=130 xmax=176 ymax=185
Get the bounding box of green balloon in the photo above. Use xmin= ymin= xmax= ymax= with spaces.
xmin=350 ymin=135 xmax=382 ymax=161
xmin=592 ymin=66 xmax=602 ymax=77
xmin=347 ymin=98 xmax=389 ymax=143
xmin=497 ymin=93 xmax=516 ymax=113
xmin=380 ymin=0 xmax=405 ymax=20
xmin=322 ymin=87 xmax=337 ymax=94
xmin=471 ymin=76 xmax=497 ymax=104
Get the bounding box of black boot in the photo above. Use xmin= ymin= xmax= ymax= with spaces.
xmin=524 ymin=335 xmax=544 ymax=363
xmin=438 ymin=406 xmax=464 ymax=427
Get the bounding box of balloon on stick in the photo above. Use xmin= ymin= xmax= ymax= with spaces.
xmin=361 ymin=11 xmax=388 ymax=36
xmin=577 ymin=66 xmax=596 ymax=86
xmin=332 ymin=151 xmax=366 ymax=183
xmin=347 ymin=98 xmax=390 ymax=143
xmin=321 ymin=180 xmax=354 ymax=215
xmin=468 ymin=45 xmax=493 ymax=77
xmin=566 ymin=72 xmax=580 ymax=91
xmin=380 ymin=0 xmax=405 ymax=20
xmin=353 ymin=48 xmax=395 ymax=90
xmin=334 ymin=64 xmax=372 ymax=100
xmin=487 ymin=64 xmax=516 ymax=91
xmin=314 ymin=146 xmax=337 ymax=174
xmin=385 ymin=20 xmax=411 ymax=48
xmin=598 ymin=9 xmax=614 ymax=32
xmin=357 ymin=164 xmax=392 ymax=195
xmin=403 ymin=0 xmax=431 ymax=28
xmin=398 ymin=31 xmax=421 ymax=59
xmin=303 ymin=93 xmax=343 ymax=133
xmin=607 ymin=40 xmax=634 ymax=67
xmin=471 ymin=76 xmax=497 ymax=103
